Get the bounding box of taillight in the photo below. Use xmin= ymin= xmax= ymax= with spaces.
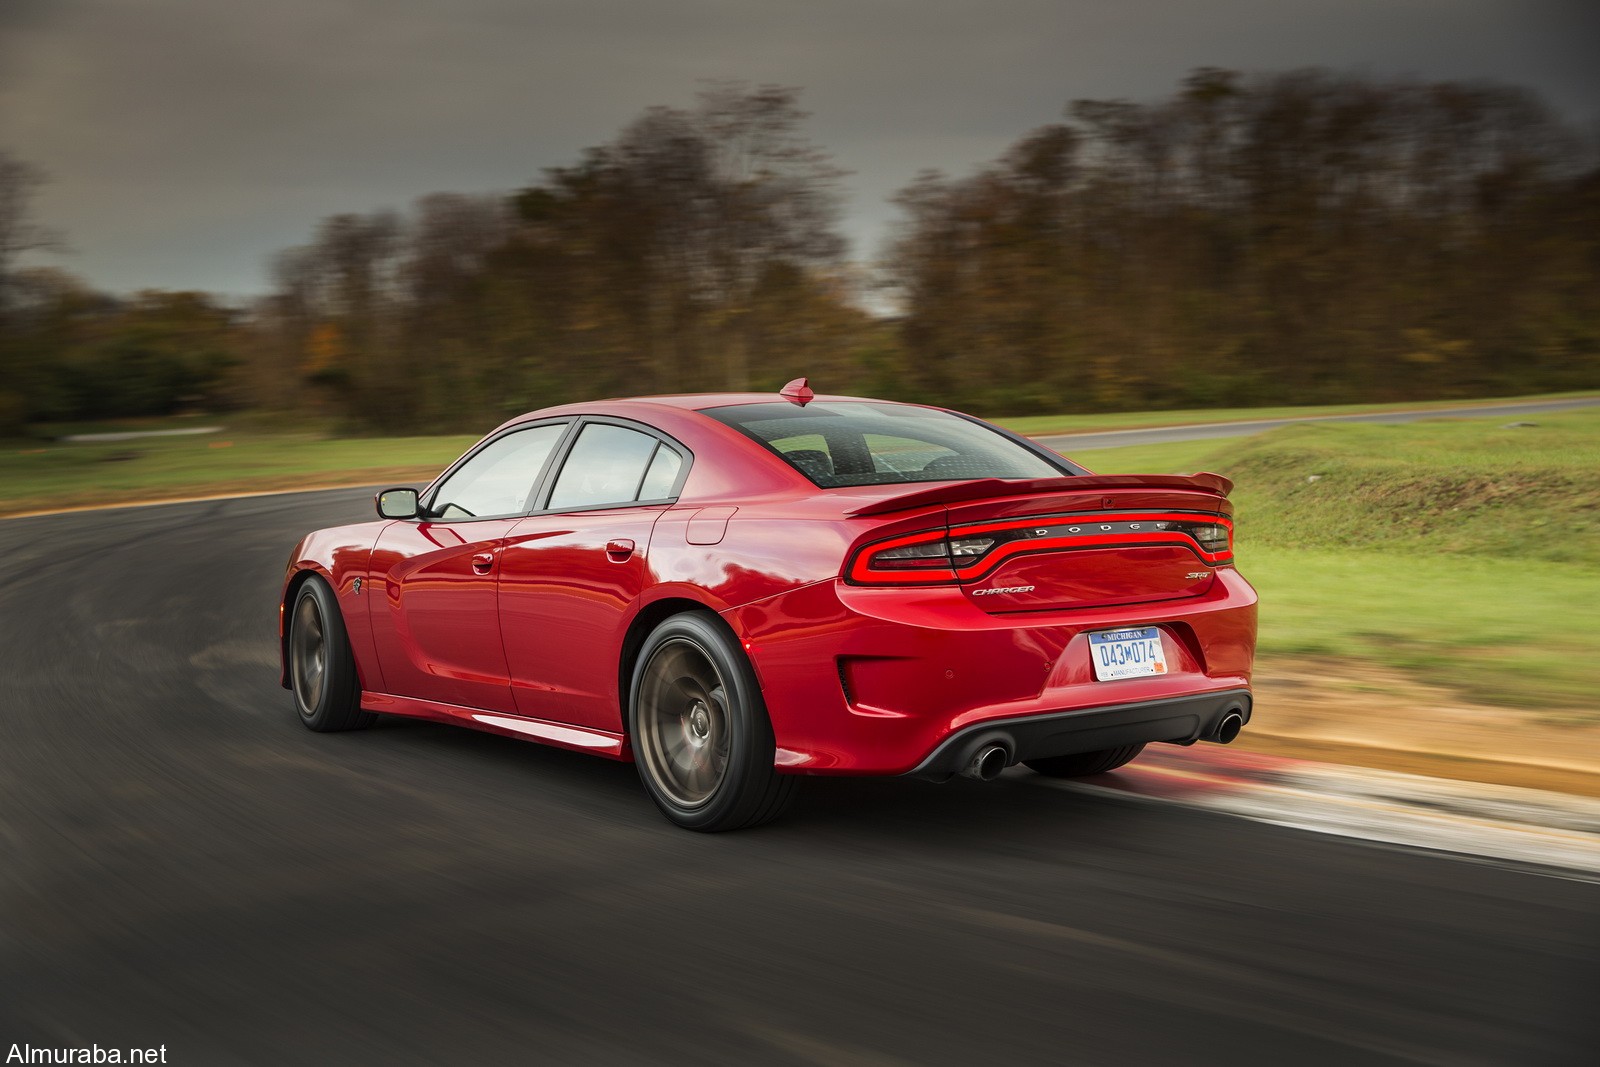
xmin=1185 ymin=523 xmax=1231 ymax=556
xmin=847 ymin=529 xmax=957 ymax=584
xmin=846 ymin=512 xmax=1232 ymax=585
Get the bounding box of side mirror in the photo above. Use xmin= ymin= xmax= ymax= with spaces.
xmin=375 ymin=487 xmax=422 ymax=519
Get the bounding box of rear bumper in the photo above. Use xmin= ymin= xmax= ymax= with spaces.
xmin=723 ymin=568 xmax=1258 ymax=776
xmin=905 ymin=689 xmax=1251 ymax=781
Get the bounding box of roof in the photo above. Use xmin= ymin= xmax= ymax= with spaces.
xmin=589 ymin=392 xmax=880 ymax=411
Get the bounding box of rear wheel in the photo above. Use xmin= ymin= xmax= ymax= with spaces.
xmin=629 ymin=613 xmax=797 ymax=831
xmin=288 ymin=577 xmax=375 ymax=732
xmin=1024 ymin=743 xmax=1144 ymax=778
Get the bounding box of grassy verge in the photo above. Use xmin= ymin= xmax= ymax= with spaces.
xmin=998 ymin=389 xmax=1597 ymax=436
xmin=1 ymin=431 xmax=475 ymax=515
xmin=1070 ymin=410 xmax=1600 ymax=711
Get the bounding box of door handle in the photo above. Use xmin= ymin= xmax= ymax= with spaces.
xmin=471 ymin=552 xmax=495 ymax=574
xmin=606 ymin=538 xmax=635 ymax=562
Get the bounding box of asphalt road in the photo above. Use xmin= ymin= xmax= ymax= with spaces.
xmin=2 ymin=488 xmax=1596 ymax=1065
xmin=1033 ymin=396 xmax=1600 ymax=453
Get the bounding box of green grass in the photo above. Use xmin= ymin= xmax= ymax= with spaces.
xmin=1 ymin=431 xmax=475 ymax=513
xmin=1071 ymin=410 xmax=1600 ymax=709
xmin=1245 ymin=548 xmax=1597 ymax=709
xmin=997 ymin=389 xmax=1598 ymax=436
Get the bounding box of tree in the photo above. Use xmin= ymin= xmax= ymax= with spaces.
xmin=884 ymin=69 xmax=1600 ymax=412
xmin=0 ymin=150 xmax=62 ymax=321
xmin=0 ymin=150 xmax=64 ymax=432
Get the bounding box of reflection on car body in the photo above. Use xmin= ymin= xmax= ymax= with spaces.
xmin=281 ymin=379 xmax=1257 ymax=831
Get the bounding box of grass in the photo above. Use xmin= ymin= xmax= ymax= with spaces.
xmin=995 ymin=389 xmax=1599 ymax=436
xmin=1 ymin=431 xmax=475 ymax=514
xmin=1071 ymin=410 xmax=1600 ymax=710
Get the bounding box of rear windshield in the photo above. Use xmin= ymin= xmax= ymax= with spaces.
xmin=704 ymin=401 xmax=1078 ymax=488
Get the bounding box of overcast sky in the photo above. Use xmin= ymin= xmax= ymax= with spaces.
xmin=3 ymin=0 xmax=1597 ymax=299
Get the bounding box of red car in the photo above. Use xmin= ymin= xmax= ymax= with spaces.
xmin=281 ymin=381 xmax=1257 ymax=830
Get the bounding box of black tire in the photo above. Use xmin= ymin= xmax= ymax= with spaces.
xmin=628 ymin=612 xmax=798 ymax=831
xmin=288 ymin=577 xmax=376 ymax=732
xmin=1024 ymin=743 xmax=1145 ymax=778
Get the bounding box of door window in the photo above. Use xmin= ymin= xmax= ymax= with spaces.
xmin=428 ymin=423 xmax=566 ymax=520
xmin=547 ymin=424 xmax=682 ymax=510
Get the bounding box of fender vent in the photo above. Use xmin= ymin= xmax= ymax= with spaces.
xmin=836 ymin=659 xmax=855 ymax=706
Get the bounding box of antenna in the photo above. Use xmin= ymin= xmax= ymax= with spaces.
xmin=779 ymin=377 xmax=814 ymax=406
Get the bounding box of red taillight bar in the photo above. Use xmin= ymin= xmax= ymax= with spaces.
xmin=846 ymin=511 xmax=1233 ymax=586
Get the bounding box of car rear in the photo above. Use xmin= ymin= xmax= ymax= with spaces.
xmin=703 ymin=399 xmax=1257 ymax=778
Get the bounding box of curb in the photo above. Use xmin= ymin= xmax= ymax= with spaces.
xmin=0 ymin=478 xmax=421 ymax=522
xmin=1231 ymin=731 xmax=1600 ymax=799
xmin=1029 ymin=744 xmax=1600 ymax=879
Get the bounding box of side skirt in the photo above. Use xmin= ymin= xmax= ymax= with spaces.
xmin=360 ymin=691 xmax=629 ymax=760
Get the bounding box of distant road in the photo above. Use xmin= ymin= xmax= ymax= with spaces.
xmin=1034 ymin=395 xmax=1600 ymax=453
xmin=62 ymin=426 xmax=224 ymax=442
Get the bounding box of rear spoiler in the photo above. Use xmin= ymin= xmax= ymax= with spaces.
xmin=844 ymin=472 xmax=1233 ymax=517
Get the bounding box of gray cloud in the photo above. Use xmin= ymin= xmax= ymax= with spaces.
xmin=2 ymin=0 xmax=1596 ymax=296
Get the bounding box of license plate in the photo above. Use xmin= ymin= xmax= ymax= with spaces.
xmin=1088 ymin=627 xmax=1168 ymax=681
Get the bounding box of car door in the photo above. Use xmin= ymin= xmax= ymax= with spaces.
xmin=369 ymin=420 xmax=571 ymax=713
xmin=498 ymin=419 xmax=689 ymax=733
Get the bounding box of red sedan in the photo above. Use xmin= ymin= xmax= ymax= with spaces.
xmin=281 ymin=381 xmax=1257 ymax=830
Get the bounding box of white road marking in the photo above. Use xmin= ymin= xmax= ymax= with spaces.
xmin=1028 ymin=750 xmax=1600 ymax=880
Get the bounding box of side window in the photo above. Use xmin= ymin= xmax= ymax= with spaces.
xmin=637 ymin=445 xmax=684 ymax=500
xmin=547 ymin=424 xmax=678 ymax=510
xmin=429 ymin=423 xmax=566 ymax=520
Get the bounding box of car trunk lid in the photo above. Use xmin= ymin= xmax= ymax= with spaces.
xmin=945 ymin=477 xmax=1232 ymax=612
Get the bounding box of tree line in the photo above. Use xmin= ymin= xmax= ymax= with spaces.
xmin=2 ymin=70 xmax=1597 ymax=435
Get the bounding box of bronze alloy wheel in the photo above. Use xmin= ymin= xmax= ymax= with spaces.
xmin=290 ymin=591 xmax=327 ymax=717
xmin=286 ymin=577 xmax=374 ymax=733
xmin=628 ymin=612 xmax=798 ymax=831
xmin=636 ymin=637 xmax=731 ymax=808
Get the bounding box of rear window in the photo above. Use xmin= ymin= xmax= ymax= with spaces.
xmin=704 ymin=401 xmax=1076 ymax=488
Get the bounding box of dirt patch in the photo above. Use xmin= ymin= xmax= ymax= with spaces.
xmin=1239 ymin=657 xmax=1600 ymax=796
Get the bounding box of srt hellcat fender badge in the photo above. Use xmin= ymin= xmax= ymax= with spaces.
xmin=353 ymin=577 xmax=363 ymax=595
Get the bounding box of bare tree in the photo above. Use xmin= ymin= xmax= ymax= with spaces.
xmin=0 ymin=149 xmax=63 ymax=322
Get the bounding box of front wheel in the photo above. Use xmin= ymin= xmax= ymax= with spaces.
xmin=629 ymin=613 xmax=798 ymax=831
xmin=1024 ymin=743 xmax=1144 ymax=778
xmin=288 ymin=576 xmax=375 ymax=732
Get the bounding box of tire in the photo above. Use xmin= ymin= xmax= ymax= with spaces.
xmin=628 ymin=612 xmax=798 ymax=831
xmin=288 ymin=576 xmax=376 ymax=732
xmin=1024 ymin=743 xmax=1145 ymax=778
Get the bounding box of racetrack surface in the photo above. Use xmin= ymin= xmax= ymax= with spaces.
xmin=1033 ymin=395 xmax=1600 ymax=452
xmin=2 ymin=489 xmax=1596 ymax=1065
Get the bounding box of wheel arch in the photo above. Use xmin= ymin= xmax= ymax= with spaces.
xmin=279 ymin=563 xmax=334 ymax=689
xmin=616 ymin=594 xmax=747 ymax=752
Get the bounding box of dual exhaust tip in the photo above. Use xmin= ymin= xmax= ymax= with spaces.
xmin=957 ymin=706 xmax=1246 ymax=783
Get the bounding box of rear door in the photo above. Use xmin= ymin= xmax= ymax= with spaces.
xmin=369 ymin=420 xmax=570 ymax=711
xmin=498 ymin=419 xmax=689 ymax=733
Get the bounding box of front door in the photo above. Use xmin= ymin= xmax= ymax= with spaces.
xmin=368 ymin=421 xmax=570 ymax=712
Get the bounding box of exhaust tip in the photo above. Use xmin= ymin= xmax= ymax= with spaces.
xmin=962 ymin=744 xmax=1010 ymax=782
xmin=1214 ymin=711 xmax=1244 ymax=745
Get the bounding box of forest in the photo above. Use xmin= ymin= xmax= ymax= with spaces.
xmin=1 ymin=69 xmax=1596 ymax=434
